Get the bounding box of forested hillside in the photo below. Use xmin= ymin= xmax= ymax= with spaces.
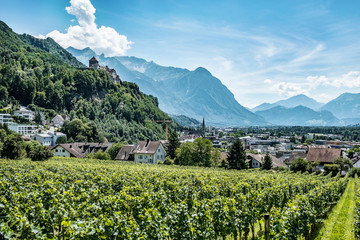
xmin=0 ymin=20 xmax=173 ymax=142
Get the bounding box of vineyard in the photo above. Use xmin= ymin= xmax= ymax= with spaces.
xmin=0 ymin=158 xmax=350 ymax=239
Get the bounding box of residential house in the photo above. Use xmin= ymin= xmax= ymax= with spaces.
xmin=13 ymin=107 xmax=35 ymax=121
xmin=284 ymin=152 xmax=307 ymax=167
xmin=306 ymin=147 xmax=343 ymax=168
xmin=51 ymin=115 xmax=69 ymax=127
xmin=8 ymin=123 xmax=37 ymax=136
xmin=31 ymin=132 xmax=66 ymax=146
xmin=52 ymin=142 xmax=113 ymax=158
xmin=246 ymin=153 xmax=287 ymax=169
xmin=0 ymin=114 xmax=13 ymax=124
xmin=115 ymin=145 xmax=134 ymax=161
xmin=132 ymin=140 xmax=166 ymax=164
xmin=31 ymin=133 xmax=52 ymax=146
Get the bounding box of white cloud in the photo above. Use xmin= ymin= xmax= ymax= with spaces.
xmin=264 ymin=79 xmax=272 ymax=84
xmin=46 ymin=0 xmax=132 ymax=57
xmin=306 ymin=75 xmax=330 ymax=89
xmin=270 ymin=81 xmax=309 ymax=97
xmin=332 ymin=71 xmax=360 ymax=88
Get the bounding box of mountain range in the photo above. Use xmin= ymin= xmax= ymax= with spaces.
xmin=255 ymin=106 xmax=341 ymax=126
xmin=67 ymin=47 xmax=266 ymax=126
xmin=252 ymin=93 xmax=360 ymax=126
xmin=251 ymin=94 xmax=324 ymax=112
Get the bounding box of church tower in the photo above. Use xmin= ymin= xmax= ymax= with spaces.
xmin=202 ymin=117 xmax=205 ymax=137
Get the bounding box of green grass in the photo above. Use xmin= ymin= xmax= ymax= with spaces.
xmin=315 ymin=178 xmax=356 ymax=240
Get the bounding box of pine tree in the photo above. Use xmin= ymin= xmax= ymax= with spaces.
xmin=227 ymin=139 xmax=248 ymax=170
xmin=167 ymin=131 xmax=180 ymax=159
xmin=262 ymin=153 xmax=272 ymax=170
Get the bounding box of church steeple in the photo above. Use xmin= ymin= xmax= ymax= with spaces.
xmin=202 ymin=117 xmax=205 ymax=137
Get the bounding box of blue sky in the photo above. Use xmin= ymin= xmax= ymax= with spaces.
xmin=1 ymin=0 xmax=360 ymax=108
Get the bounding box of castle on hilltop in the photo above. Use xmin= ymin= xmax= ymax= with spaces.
xmin=89 ymin=57 xmax=121 ymax=84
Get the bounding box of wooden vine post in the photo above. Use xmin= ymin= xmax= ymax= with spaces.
xmin=264 ymin=214 xmax=270 ymax=240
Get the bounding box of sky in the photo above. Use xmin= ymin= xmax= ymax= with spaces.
xmin=1 ymin=0 xmax=360 ymax=108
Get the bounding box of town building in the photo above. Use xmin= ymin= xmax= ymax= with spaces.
xmin=115 ymin=145 xmax=135 ymax=161
xmin=0 ymin=114 xmax=13 ymax=124
xmin=31 ymin=133 xmax=52 ymax=146
xmin=246 ymin=153 xmax=287 ymax=169
xmin=306 ymin=147 xmax=343 ymax=168
xmin=132 ymin=140 xmax=166 ymax=164
xmin=8 ymin=123 xmax=37 ymax=136
xmin=52 ymin=142 xmax=113 ymax=158
xmin=13 ymin=107 xmax=35 ymax=121
xmin=51 ymin=115 xmax=69 ymax=128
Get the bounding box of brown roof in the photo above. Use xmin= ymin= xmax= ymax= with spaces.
xmin=54 ymin=144 xmax=84 ymax=158
xmin=115 ymin=145 xmax=134 ymax=161
xmin=132 ymin=141 xmax=163 ymax=154
xmin=306 ymin=148 xmax=342 ymax=163
xmin=285 ymin=152 xmax=307 ymax=165
xmin=53 ymin=142 xmax=113 ymax=158
xmin=246 ymin=153 xmax=287 ymax=168
xmin=89 ymin=56 xmax=98 ymax=62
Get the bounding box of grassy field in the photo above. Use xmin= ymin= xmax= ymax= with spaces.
xmin=315 ymin=178 xmax=356 ymax=240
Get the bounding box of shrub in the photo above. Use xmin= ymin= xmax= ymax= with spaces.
xmin=29 ymin=144 xmax=53 ymax=161
xmin=163 ymin=156 xmax=174 ymax=165
xmin=350 ymin=168 xmax=360 ymax=178
xmin=323 ymin=164 xmax=340 ymax=177
xmin=93 ymin=150 xmax=111 ymax=160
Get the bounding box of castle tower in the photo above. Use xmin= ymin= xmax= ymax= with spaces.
xmin=89 ymin=56 xmax=99 ymax=69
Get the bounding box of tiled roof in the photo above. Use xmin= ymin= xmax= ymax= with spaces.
xmin=132 ymin=141 xmax=162 ymax=154
xmin=54 ymin=142 xmax=113 ymax=158
xmin=306 ymin=148 xmax=342 ymax=163
xmin=115 ymin=145 xmax=134 ymax=160
xmin=247 ymin=153 xmax=287 ymax=168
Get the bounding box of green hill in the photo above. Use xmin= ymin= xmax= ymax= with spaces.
xmin=0 ymin=20 xmax=173 ymax=142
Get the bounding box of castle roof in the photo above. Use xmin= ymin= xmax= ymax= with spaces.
xmin=89 ymin=56 xmax=98 ymax=62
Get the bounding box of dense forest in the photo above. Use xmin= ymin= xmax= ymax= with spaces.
xmin=0 ymin=20 xmax=175 ymax=143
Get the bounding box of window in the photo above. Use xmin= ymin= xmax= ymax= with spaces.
xmin=55 ymin=149 xmax=58 ymax=152
xmin=62 ymin=149 xmax=65 ymax=152
xmin=139 ymin=155 xmax=143 ymax=159
xmin=158 ymin=149 xmax=160 ymax=152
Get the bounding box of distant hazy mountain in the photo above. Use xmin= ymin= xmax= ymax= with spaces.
xmin=255 ymin=105 xmax=341 ymax=126
xmin=67 ymin=47 xmax=266 ymax=126
xmin=252 ymin=94 xmax=324 ymax=112
xmin=170 ymin=115 xmax=201 ymax=127
xmin=320 ymin=93 xmax=360 ymax=119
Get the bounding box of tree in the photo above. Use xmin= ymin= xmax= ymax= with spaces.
xmin=56 ymin=136 xmax=67 ymax=144
xmin=107 ymin=142 xmax=126 ymax=160
xmin=227 ymin=139 xmax=247 ymax=170
xmin=334 ymin=157 xmax=353 ymax=172
xmin=262 ymin=153 xmax=272 ymax=170
xmin=28 ymin=144 xmax=53 ymax=161
xmin=290 ymin=157 xmax=309 ymax=173
xmin=194 ymin=138 xmax=213 ymax=167
xmin=167 ymin=131 xmax=180 ymax=159
xmin=175 ymin=142 xmax=194 ymax=166
xmin=2 ymin=134 xmax=26 ymax=159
